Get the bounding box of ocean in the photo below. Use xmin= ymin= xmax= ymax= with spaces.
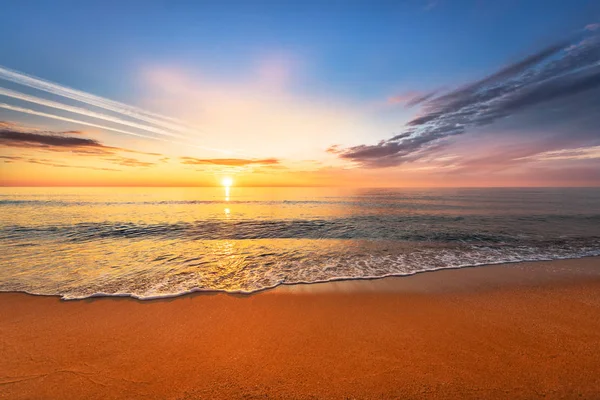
xmin=1 ymin=187 xmax=599 ymax=299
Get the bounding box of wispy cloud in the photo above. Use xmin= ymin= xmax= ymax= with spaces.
xmin=0 ymin=67 xmax=239 ymax=155
xmin=0 ymin=122 xmax=160 ymax=168
xmin=517 ymin=145 xmax=600 ymax=162
xmin=1 ymin=128 xmax=109 ymax=150
xmin=0 ymin=155 xmax=24 ymax=163
xmin=0 ymin=102 xmax=232 ymax=155
xmin=0 ymin=65 xmax=195 ymax=134
xmin=0 ymin=102 xmax=168 ymax=141
xmin=387 ymin=90 xmax=438 ymax=107
xmin=334 ymin=28 xmax=600 ymax=168
xmin=0 ymin=87 xmax=188 ymax=139
xmin=180 ymin=157 xmax=280 ymax=166
xmin=0 ymin=153 xmax=121 ymax=171
xmin=104 ymin=157 xmax=156 ymax=167
xmin=19 ymin=158 xmax=121 ymax=171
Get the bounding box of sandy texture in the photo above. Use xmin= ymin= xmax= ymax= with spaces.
xmin=1 ymin=258 xmax=600 ymax=399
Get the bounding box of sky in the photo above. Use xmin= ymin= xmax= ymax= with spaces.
xmin=1 ymin=0 xmax=599 ymax=187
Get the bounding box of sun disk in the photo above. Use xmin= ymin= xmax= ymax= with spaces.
xmin=222 ymin=177 xmax=233 ymax=187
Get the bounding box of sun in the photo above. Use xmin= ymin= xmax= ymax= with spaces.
xmin=221 ymin=177 xmax=233 ymax=187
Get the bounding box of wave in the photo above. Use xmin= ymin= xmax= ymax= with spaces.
xmin=3 ymin=214 xmax=600 ymax=243
xmin=70 ymin=252 xmax=600 ymax=300
xmin=5 ymin=252 xmax=600 ymax=301
xmin=2 ymin=188 xmax=599 ymax=301
xmin=1 ymin=234 xmax=599 ymax=300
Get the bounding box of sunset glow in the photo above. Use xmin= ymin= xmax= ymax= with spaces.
xmin=2 ymin=3 xmax=600 ymax=399
xmin=222 ymin=177 xmax=234 ymax=188
xmin=0 ymin=4 xmax=599 ymax=188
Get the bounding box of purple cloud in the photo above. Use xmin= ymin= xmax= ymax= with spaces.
xmin=335 ymin=29 xmax=600 ymax=168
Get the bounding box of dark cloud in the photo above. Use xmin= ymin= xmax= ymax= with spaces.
xmin=0 ymin=155 xmax=23 ymax=161
xmin=405 ymin=91 xmax=438 ymax=108
xmin=336 ymin=29 xmax=600 ymax=168
xmin=180 ymin=157 xmax=280 ymax=166
xmin=497 ymin=68 xmax=600 ymax=114
xmin=0 ymin=123 xmax=160 ymax=168
xmin=0 ymin=129 xmax=104 ymax=149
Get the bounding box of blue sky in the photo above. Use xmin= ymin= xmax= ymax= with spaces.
xmin=2 ymin=0 xmax=595 ymax=101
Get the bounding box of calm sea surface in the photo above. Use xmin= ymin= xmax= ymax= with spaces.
xmin=1 ymin=187 xmax=599 ymax=299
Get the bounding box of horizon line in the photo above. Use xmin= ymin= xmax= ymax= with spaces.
xmin=2 ymin=185 xmax=599 ymax=189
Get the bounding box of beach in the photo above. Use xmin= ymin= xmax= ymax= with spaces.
xmin=1 ymin=257 xmax=600 ymax=399
xmin=2 ymin=1 xmax=600 ymax=398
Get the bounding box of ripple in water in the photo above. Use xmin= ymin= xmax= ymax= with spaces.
xmin=1 ymin=187 xmax=599 ymax=299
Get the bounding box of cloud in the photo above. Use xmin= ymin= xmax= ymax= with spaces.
xmin=0 ymin=122 xmax=160 ymax=168
xmin=0 ymin=65 xmax=194 ymax=134
xmin=517 ymin=145 xmax=600 ymax=162
xmin=0 ymin=155 xmax=23 ymax=163
xmin=1 ymin=128 xmax=110 ymax=150
xmin=180 ymin=157 xmax=280 ymax=166
xmin=0 ymin=68 xmax=236 ymax=155
xmin=0 ymin=154 xmax=120 ymax=171
xmin=388 ymin=91 xmax=438 ymax=107
xmin=326 ymin=144 xmax=342 ymax=154
xmin=20 ymin=158 xmax=121 ymax=171
xmin=103 ymin=157 xmax=156 ymax=167
xmin=0 ymin=102 xmax=233 ymax=156
xmin=335 ymin=29 xmax=600 ymax=168
xmin=0 ymin=102 xmax=167 ymax=142
xmin=0 ymin=87 xmax=188 ymax=139
xmin=0 ymin=121 xmax=23 ymax=130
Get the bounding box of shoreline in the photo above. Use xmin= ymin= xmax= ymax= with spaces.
xmin=3 ymin=255 xmax=600 ymax=301
xmin=2 ymin=257 xmax=600 ymax=399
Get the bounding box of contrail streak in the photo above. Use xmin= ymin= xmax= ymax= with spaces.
xmin=0 ymin=65 xmax=199 ymax=135
xmin=0 ymin=66 xmax=255 ymax=157
xmin=0 ymin=102 xmax=231 ymax=154
xmin=0 ymin=87 xmax=188 ymax=139
xmin=0 ymin=102 xmax=165 ymax=141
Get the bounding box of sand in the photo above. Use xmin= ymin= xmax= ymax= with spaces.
xmin=1 ymin=257 xmax=600 ymax=399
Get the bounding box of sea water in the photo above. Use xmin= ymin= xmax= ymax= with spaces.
xmin=1 ymin=187 xmax=599 ymax=299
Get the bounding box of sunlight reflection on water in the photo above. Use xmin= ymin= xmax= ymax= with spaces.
xmin=1 ymin=187 xmax=599 ymax=299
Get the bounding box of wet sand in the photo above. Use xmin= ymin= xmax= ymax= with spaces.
xmin=1 ymin=257 xmax=600 ymax=399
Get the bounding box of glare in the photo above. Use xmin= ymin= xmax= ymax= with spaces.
xmin=222 ymin=177 xmax=233 ymax=187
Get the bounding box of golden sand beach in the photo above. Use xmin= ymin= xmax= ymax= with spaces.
xmin=1 ymin=257 xmax=600 ymax=399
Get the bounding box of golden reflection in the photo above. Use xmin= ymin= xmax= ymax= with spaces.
xmin=222 ymin=176 xmax=233 ymax=201
xmin=0 ymin=187 xmax=369 ymax=228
